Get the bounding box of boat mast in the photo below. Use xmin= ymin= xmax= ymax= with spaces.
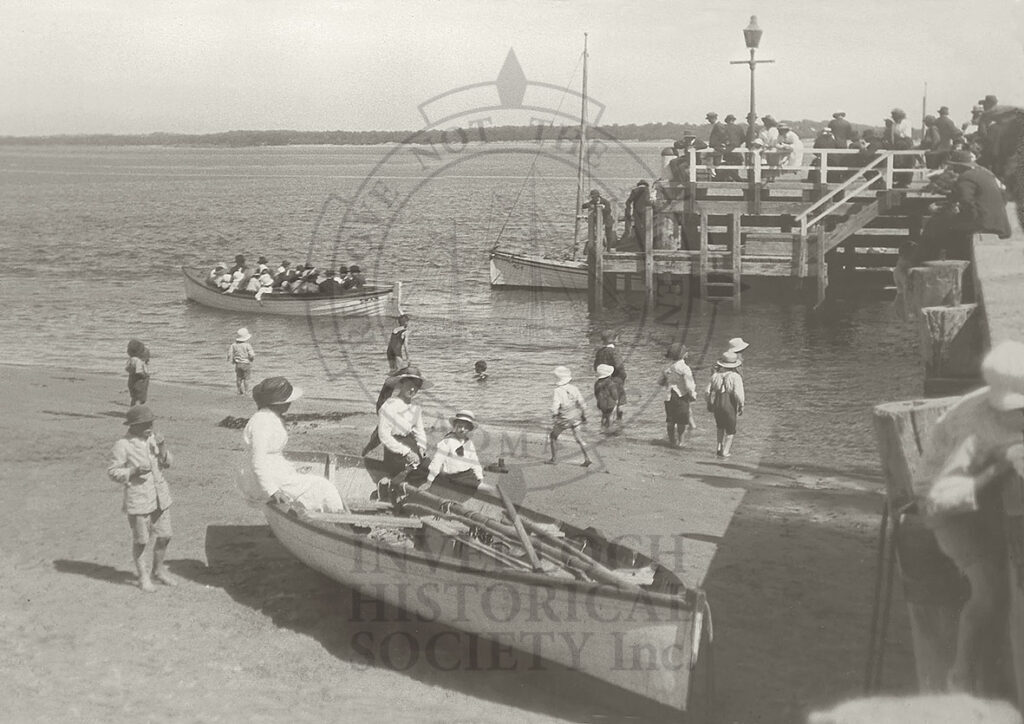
xmin=571 ymin=34 xmax=589 ymax=260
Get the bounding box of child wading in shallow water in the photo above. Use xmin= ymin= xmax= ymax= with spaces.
xmin=107 ymin=405 xmax=176 ymax=592
xmin=227 ymin=327 xmax=256 ymax=395
xmin=125 ymin=339 xmax=149 ymax=406
xmin=593 ymin=364 xmax=619 ymax=430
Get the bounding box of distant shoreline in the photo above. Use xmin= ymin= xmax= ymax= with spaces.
xmin=0 ymin=118 xmax=867 ymax=148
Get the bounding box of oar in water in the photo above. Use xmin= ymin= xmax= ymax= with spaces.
xmin=495 ymin=481 xmax=544 ymax=572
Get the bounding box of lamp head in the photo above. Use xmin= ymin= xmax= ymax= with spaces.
xmin=743 ymin=15 xmax=763 ymax=49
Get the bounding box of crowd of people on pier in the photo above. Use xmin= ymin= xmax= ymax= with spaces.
xmin=205 ymin=254 xmax=367 ymax=299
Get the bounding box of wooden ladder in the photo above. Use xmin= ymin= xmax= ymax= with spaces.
xmin=699 ymin=210 xmax=742 ymax=309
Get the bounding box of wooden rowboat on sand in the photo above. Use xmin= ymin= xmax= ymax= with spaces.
xmin=181 ymin=266 xmax=397 ymax=317
xmin=267 ymin=451 xmax=713 ymax=714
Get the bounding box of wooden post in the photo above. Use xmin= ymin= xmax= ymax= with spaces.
xmin=919 ymin=303 xmax=984 ymax=396
xmin=905 ymin=261 xmax=971 ymax=318
xmin=820 ymin=150 xmax=829 ymax=191
xmin=873 ymin=397 xmax=967 ymax=692
xmin=815 ymin=226 xmax=828 ymax=307
xmin=752 ymin=152 xmax=762 ymax=215
xmin=588 ymin=205 xmax=604 ymax=313
xmin=884 ymin=153 xmax=894 ymax=189
xmin=644 ymin=206 xmax=655 ymax=309
xmin=698 ymin=210 xmax=709 ymax=301
xmin=731 ymin=210 xmax=742 ymax=310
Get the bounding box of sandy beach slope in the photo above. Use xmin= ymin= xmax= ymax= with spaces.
xmin=0 ymin=365 xmax=916 ymax=722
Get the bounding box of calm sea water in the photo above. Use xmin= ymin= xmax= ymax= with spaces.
xmin=0 ymin=143 xmax=921 ymax=478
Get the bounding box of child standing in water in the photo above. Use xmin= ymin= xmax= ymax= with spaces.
xmin=227 ymin=328 xmax=256 ymax=395
xmin=705 ymin=351 xmax=744 ymax=458
xmin=125 ymin=339 xmax=149 ymax=406
xmin=474 ymin=360 xmax=488 ymax=382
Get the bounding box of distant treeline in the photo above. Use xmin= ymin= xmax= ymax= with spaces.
xmin=0 ymin=120 xmax=878 ymax=147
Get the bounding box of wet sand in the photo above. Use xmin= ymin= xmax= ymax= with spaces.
xmin=0 ymin=365 xmax=917 ymax=722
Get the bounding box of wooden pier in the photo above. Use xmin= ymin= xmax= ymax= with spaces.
xmin=587 ymin=148 xmax=940 ymax=311
xmin=869 ymin=224 xmax=1024 ymax=706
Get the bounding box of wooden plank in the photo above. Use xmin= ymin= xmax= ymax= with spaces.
xmin=815 ymin=227 xmax=828 ymax=306
xmin=589 ymin=202 xmax=604 ymax=312
xmin=744 ymin=240 xmax=797 ymax=256
xmin=699 ymin=210 xmax=709 ymax=300
xmin=644 ymin=206 xmax=655 ymax=308
xmin=972 ymin=234 xmax=1024 ymax=346
xmin=304 ymin=512 xmax=424 ymax=528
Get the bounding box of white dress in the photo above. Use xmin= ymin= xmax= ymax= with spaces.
xmin=236 ymin=408 xmax=344 ymax=512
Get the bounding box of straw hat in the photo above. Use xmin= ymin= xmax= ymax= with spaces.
xmin=727 ymin=337 xmax=750 ymax=353
xmin=450 ymin=410 xmax=477 ymax=430
xmin=235 ymin=327 xmax=252 ymax=342
xmin=387 ymin=365 xmax=429 ymax=389
xmin=982 ymin=341 xmax=1024 ymax=411
xmin=665 ymin=342 xmax=689 ymax=360
xmin=252 ymin=377 xmax=303 ymax=407
xmin=124 ymin=405 xmax=155 ymax=427
xmin=595 ymin=364 xmax=614 ymax=380
xmin=553 ymin=366 xmax=573 ymax=385
xmin=716 ymin=351 xmax=742 ymax=369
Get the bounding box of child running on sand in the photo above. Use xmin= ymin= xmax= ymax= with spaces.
xmin=107 ymin=405 xmax=176 ymax=592
xmin=548 ymin=366 xmax=592 ymax=467
xmin=125 ymin=339 xmax=149 ymax=406
xmin=227 ymin=327 xmax=256 ymax=395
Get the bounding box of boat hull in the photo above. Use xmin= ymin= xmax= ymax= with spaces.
xmin=264 ymin=453 xmax=708 ymax=712
xmin=182 ymin=267 xmax=394 ymax=317
xmin=489 ymin=251 xmax=588 ymax=290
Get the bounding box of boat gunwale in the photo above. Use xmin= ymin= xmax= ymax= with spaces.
xmin=489 ymin=250 xmax=587 ymax=271
xmin=265 ymin=499 xmax=699 ymax=612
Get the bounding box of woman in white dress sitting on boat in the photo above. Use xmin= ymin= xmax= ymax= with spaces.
xmin=236 ymin=376 xmax=346 ymax=512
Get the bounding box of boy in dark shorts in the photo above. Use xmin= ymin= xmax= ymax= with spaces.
xmin=107 ymin=405 xmax=176 ymax=592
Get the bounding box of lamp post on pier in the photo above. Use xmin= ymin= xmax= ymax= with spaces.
xmin=730 ymin=16 xmax=774 ymax=148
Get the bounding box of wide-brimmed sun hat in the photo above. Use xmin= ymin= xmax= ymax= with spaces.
xmin=716 ymin=351 xmax=742 ymax=369
xmin=595 ymin=364 xmax=614 ymax=379
xmin=665 ymin=342 xmax=689 ymax=360
xmin=982 ymin=341 xmax=1024 ymax=411
xmin=349 ymin=265 xmax=361 ymax=273
xmin=252 ymin=376 xmax=303 ymax=407
xmin=553 ymin=366 xmax=573 ymax=385
xmin=124 ymin=404 xmax=155 ymax=427
xmin=387 ymin=365 xmax=429 ymax=389
xmin=235 ymin=327 xmax=251 ymax=342
xmin=450 ymin=410 xmax=477 ymax=429
xmin=947 ymin=149 xmax=976 ymax=166
xmin=727 ymin=337 xmax=750 ymax=353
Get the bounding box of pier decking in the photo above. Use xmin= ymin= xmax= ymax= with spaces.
xmin=588 ymin=148 xmax=941 ymax=310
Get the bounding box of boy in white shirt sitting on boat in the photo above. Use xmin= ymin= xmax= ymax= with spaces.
xmin=424 ymin=410 xmax=495 ymax=495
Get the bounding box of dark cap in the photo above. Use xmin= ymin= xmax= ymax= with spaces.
xmin=252 ymin=376 xmax=303 ymax=407
xmin=724 ymin=114 xmax=736 ymax=122
xmin=665 ymin=342 xmax=689 ymax=360
xmin=124 ymin=405 xmax=155 ymax=427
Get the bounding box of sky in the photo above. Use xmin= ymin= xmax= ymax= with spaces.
xmin=2 ymin=0 xmax=1023 ymax=136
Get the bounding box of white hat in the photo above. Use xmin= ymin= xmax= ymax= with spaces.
xmin=553 ymin=366 xmax=573 ymax=385
xmin=595 ymin=364 xmax=614 ymax=379
xmin=236 ymin=327 xmax=252 ymax=342
xmin=716 ymin=351 xmax=742 ymax=369
xmin=727 ymin=337 xmax=749 ymax=353
xmin=450 ymin=410 xmax=477 ymax=429
xmin=982 ymin=341 xmax=1024 ymax=411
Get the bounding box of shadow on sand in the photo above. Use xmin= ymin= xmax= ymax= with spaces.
xmin=176 ymin=524 xmax=690 ymax=723
xmin=53 ymin=559 xmax=136 ymax=586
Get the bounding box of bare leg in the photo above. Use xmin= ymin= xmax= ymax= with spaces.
xmin=948 ymin=559 xmax=1008 ymax=692
xmin=571 ymin=427 xmax=592 ymax=467
xmin=133 ymin=542 xmax=156 ymax=592
xmin=667 ymin=423 xmax=677 ymax=447
xmin=151 ymin=537 xmax=177 ymax=586
xmin=547 ymin=431 xmax=558 ymax=463
xmin=716 ymin=428 xmax=725 ymax=456
xmin=721 ymin=434 xmax=735 ymax=458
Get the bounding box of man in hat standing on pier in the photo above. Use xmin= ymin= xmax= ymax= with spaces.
xmin=623 ymin=180 xmax=650 ymax=251
xmin=828 ymin=112 xmax=852 ymax=147
xmin=935 ymin=106 xmax=963 ymax=159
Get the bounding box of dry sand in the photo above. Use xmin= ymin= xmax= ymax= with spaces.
xmin=0 ymin=365 xmax=917 ymax=723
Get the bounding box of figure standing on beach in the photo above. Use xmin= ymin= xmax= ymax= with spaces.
xmin=917 ymin=340 xmax=1024 ymax=694
xmin=386 ymin=314 xmax=411 ymax=371
xmin=548 ymin=366 xmax=592 ymax=467
xmin=107 ymin=405 xmax=176 ymax=592
xmin=125 ymin=339 xmax=149 ymax=406
xmin=660 ymin=343 xmax=697 ymax=448
xmin=377 ymin=366 xmax=427 ymax=477
xmin=593 ymin=364 xmax=619 ymax=430
xmin=424 ymin=410 xmax=495 ymax=495
xmin=706 ymin=351 xmax=745 ymax=458
xmin=236 ymin=377 xmax=345 ymax=512
xmin=593 ymin=330 xmax=627 ymax=423
xmin=227 ymin=328 xmax=256 ymax=395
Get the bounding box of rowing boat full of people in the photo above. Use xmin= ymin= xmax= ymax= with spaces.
xmin=267 ymin=451 xmax=713 ymax=713
xmin=181 ymin=266 xmax=396 ymax=317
